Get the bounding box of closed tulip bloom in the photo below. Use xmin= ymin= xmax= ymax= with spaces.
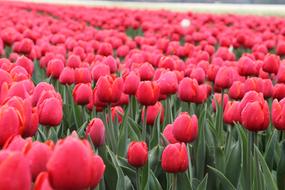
xmin=277 ymin=64 xmax=285 ymax=83
xmin=97 ymin=42 xmax=113 ymax=56
xmin=136 ymin=81 xmax=160 ymax=106
xmin=241 ymin=100 xmax=269 ymax=131
xmin=161 ymin=143 xmax=189 ymax=173
xmin=38 ymin=97 xmax=63 ymax=126
xmin=262 ymin=79 xmax=273 ymax=98
xmin=67 ymin=54 xmax=81 ymax=68
xmin=86 ymin=118 xmax=105 ymax=147
xmin=244 ymin=77 xmax=263 ymax=93
xmin=59 ymin=67 xmax=75 ymax=85
xmin=74 ymin=68 xmax=92 ymax=84
xmin=238 ymin=56 xmax=258 ymax=76
xmin=239 ymin=91 xmax=265 ymax=113
xmin=47 ymin=135 xmax=105 ymax=189
xmin=272 ymin=98 xmax=285 ymax=130
xmin=262 ymin=54 xmax=280 ymax=74
xmin=91 ymin=63 xmax=110 ymax=82
xmin=215 ymin=66 xmax=237 ymax=89
xmin=73 ymin=83 xmax=93 ymax=105
xmin=157 ymin=71 xmax=178 ymax=95
xmin=177 ymin=77 xmax=199 ymax=102
xmin=277 ymin=41 xmax=285 ymax=55
xmin=139 ymin=62 xmax=155 ymax=81
xmin=0 ymin=69 xmax=12 ymax=88
xmin=273 ymin=84 xmax=285 ymax=100
xmin=102 ymin=56 xmax=118 ymax=73
xmin=223 ymin=101 xmax=241 ymax=124
xmin=229 ymin=81 xmax=245 ymax=100
xmin=3 ymin=135 xmax=30 ymax=151
xmin=96 ymin=76 xmax=123 ymax=103
xmin=32 ymin=82 xmax=55 ymax=106
xmin=127 ymin=141 xmax=148 ymax=168
xmin=123 ymin=71 xmax=140 ymax=95
xmin=172 ymin=112 xmax=198 ymax=143
xmin=46 ymin=58 xmax=64 ymax=79
xmin=190 ymin=67 xmax=205 ymax=84
xmin=0 ymin=151 xmax=31 ymax=190
xmin=24 ymin=141 xmax=53 ymax=180
xmin=15 ymin=56 xmax=34 ymax=75
xmin=163 ymin=124 xmax=178 ymax=144
xmin=141 ymin=101 xmax=164 ymax=125
xmin=0 ymin=106 xmax=20 ymax=146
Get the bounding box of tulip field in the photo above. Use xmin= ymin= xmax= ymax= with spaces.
xmin=2 ymin=1 xmax=285 ymax=190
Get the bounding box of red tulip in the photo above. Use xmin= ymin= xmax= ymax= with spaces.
xmin=96 ymin=76 xmax=123 ymax=103
xmin=262 ymin=54 xmax=280 ymax=74
xmin=127 ymin=141 xmax=148 ymax=168
xmin=34 ymin=172 xmax=53 ymax=190
xmin=229 ymin=81 xmax=245 ymax=100
xmin=15 ymin=56 xmax=34 ymax=75
xmin=23 ymin=141 xmax=53 ymax=180
xmin=277 ymin=63 xmax=285 ymax=83
xmin=138 ymin=62 xmax=155 ymax=81
xmin=177 ymin=77 xmax=199 ymax=103
xmin=273 ymin=84 xmax=285 ymax=100
xmin=272 ymin=98 xmax=285 ymax=130
xmin=223 ymin=101 xmax=241 ymax=124
xmin=0 ymin=105 xmax=20 ymax=146
xmin=215 ymin=66 xmax=237 ymax=89
xmin=141 ymin=101 xmax=164 ymax=125
xmin=0 ymin=151 xmax=31 ymax=190
xmin=161 ymin=143 xmax=188 ymax=173
xmin=163 ymin=124 xmax=178 ymax=144
xmin=123 ymin=71 xmax=140 ymax=95
xmin=74 ymin=68 xmax=92 ymax=84
xmin=172 ymin=112 xmax=198 ymax=143
xmin=157 ymin=71 xmax=178 ymax=95
xmin=73 ymin=83 xmax=93 ymax=105
xmin=111 ymin=106 xmax=124 ymax=124
xmin=91 ymin=63 xmax=110 ymax=82
xmin=238 ymin=56 xmax=258 ymax=76
xmin=38 ymin=97 xmax=63 ymax=126
xmin=59 ymin=67 xmax=75 ymax=85
xmin=136 ymin=81 xmax=160 ymax=106
xmin=67 ymin=54 xmax=81 ymax=68
xmin=47 ymin=135 xmax=105 ymax=189
xmin=32 ymin=82 xmax=55 ymax=106
xmin=86 ymin=118 xmax=105 ymax=147
xmin=46 ymin=58 xmax=64 ymax=79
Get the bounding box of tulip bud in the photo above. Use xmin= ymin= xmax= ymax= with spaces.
xmin=111 ymin=106 xmax=124 ymax=124
xmin=212 ymin=93 xmax=229 ymax=112
xmin=241 ymin=101 xmax=269 ymax=132
xmin=215 ymin=66 xmax=237 ymax=89
xmin=223 ymin=101 xmax=241 ymax=124
xmin=172 ymin=112 xmax=198 ymax=143
xmin=34 ymin=172 xmax=53 ymax=190
xmin=262 ymin=54 xmax=280 ymax=74
xmin=136 ymin=81 xmax=160 ymax=106
xmin=74 ymin=68 xmax=92 ymax=84
xmin=272 ymin=98 xmax=285 ymax=130
xmin=273 ymin=84 xmax=285 ymax=100
xmin=161 ymin=143 xmax=188 ymax=173
xmin=127 ymin=141 xmax=148 ymax=168
xmin=59 ymin=67 xmax=75 ymax=85
xmin=177 ymin=77 xmax=199 ymax=103
xmin=123 ymin=71 xmax=140 ymax=95
xmin=86 ymin=118 xmax=105 ymax=147
xmin=46 ymin=58 xmax=64 ymax=79
xmin=162 ymin=124 xmax=178 ymax=144
xmin=141 ymin=101 xmax=164 ymax=125
xmin=91 ymin=63 xmax=110 ymax=82
xmin=157 ymin=71 xmax=178 ymax=95
xmin=73 ymin=83 xmax=93 ymax=105
xmin=96 ymin=76 xmax=123 ymax=103
xmin=139 ymin=62 xmax=155 ymax=81
xmin=0 ymin=151 xmax=31 ymax=190
xmin=38 ymin=97 xmax=63 ymax=126
xmin=47 ymin=135 xmax=105 ymax=189
xmin=229 ymin=81 xmax=245 ymax=100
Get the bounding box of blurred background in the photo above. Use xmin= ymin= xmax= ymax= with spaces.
xmin=109 ymin=0 xmax=284 ymax=3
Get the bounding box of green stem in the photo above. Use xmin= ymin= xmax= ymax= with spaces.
xmin=107 ymin=104 xmax=116 ymax=152
xmin=136 ymin=168 xmax=141 ymax=190
xmin=172 ymin=173 xmax=177 ymax=190
xmin=187 ymin=144 xmax=193 ymax=189
xmin=142 ymin=105 xmax=147 ymax=141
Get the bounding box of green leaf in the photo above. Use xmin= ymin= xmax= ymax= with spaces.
xmin=106 ymin=146 xmax=126 ymax=190
xmin=149 ymin=170 xmax=163 ymax=190
xmin=255 ymin=146 xmax=278 ymax=190
xmin=197 ymin=174 xmax=208 ymax=190
xmin=277 ymin=141 xmax=285 ymax=190
xmin=207 ymin=165 xmax=236 ymax=190
xmin=177 ymin=172 xmax=192 ymax=190
xmin=265 ymin=130 xmax=278 ymax=170
xmin=225 ymin=142 xmax=241 ymax=187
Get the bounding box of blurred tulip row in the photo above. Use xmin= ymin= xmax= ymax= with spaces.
xmin=1 ymin=1 xmax=285 ymax=190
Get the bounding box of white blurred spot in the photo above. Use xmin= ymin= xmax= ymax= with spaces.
xmin=180 ymin=19 xmax=191 ymax=28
